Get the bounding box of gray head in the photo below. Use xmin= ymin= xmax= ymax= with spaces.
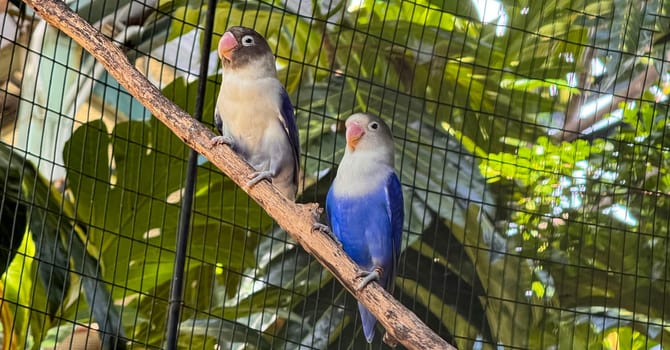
xmin=343 ymin=113 xmax=395 ymax=166
xmin=218 ymin=26 xmax=276 ymax=72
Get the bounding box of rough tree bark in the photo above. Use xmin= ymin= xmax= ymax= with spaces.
xmin=19 ymin=0 xmax=456 ymax=349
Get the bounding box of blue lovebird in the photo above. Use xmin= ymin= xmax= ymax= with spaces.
xmin=210 ymin=26 xmax=300 ymax=200
xmin=326 ymin=113 xmax=404 ymax=343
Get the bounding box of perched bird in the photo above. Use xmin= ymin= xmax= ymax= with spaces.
xmin=326 ymin=113 xmax=404 ymax=343
xmin=210 ymin=26 xmax=300 ymax=200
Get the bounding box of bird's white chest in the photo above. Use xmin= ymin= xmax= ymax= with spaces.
xmin=332 ymin=155 xmax=393 ymax=198
xmin=217 ymin=78 xmax=284 ymax=143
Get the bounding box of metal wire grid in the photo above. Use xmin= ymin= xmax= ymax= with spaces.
xmin=0 ymin=0 xmax=669 ymax=349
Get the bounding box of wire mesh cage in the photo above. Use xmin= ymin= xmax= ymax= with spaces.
xmin=0 ymin=0 xmax=669 ymax=349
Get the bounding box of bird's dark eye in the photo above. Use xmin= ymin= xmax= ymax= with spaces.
xmin=369 ymin=122 xmax=379 ymax=130
xmin=241 ymin=35 xmax=255 ymax=46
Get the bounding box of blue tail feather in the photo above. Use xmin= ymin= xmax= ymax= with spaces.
xmin=358 ymin=302 xmax=377 ymax=343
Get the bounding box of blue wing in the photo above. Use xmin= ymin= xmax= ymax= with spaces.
xmin=279 ymin=88 xmax=301 ymax=185
xmin=384 ymin=173 xmax=404 ymax=292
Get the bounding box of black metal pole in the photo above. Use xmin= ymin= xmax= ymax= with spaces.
xmin=164 ymin=0 xmax=218 ymax=347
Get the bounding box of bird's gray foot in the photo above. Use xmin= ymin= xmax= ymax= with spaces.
xmin=312 ymin=222 xmax=330 ymax=234
xmin=309 ymin=205 xmax=323 ymax=222
xmin=247 ymin=171 xmax=273 ymax=188
xmin=309 ymin=207 xmax=329 ymax=233
xmin=312 ymin=222 xmax=342 ymax=247
xmin=210 ymin=135 xmax=234 ymax=147
xmin=356 ymin=267 xmax=383 ymax=290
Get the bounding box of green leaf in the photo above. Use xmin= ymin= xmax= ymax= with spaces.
xmin=2 ymin=231 xmax=45 ymax=349
xmin=397 ymin=278 xmax=483 ymax=350
xmin=0 ymin=142 xmax=28 ymax=274
xmin=178 ymin=317 xmax=272 ymax=350
xmin=63 ymin=113 xmax=268 ymax=298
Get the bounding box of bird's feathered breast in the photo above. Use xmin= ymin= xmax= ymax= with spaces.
xmin=332 ymin=149 xmax=395 ymax=198
xmin=219 ymin=75 xmax=281 ymax=105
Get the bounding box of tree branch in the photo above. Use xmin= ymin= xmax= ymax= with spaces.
xmin=558 ymin=64 xmax=659 ymax=141
xmin=559 ymin=32 xmax=595 ymax=141
xmin=20 ymin=0 xmax=455 ymax=348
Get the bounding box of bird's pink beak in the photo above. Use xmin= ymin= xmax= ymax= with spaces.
xmin=218 ymin=31 xmax=237 ymax=61
xmin=345 ymin=120 xmax=365 ymax=150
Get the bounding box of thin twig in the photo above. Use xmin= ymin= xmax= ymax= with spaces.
xmin=20 ymin=0 xmax=455 ymax=348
